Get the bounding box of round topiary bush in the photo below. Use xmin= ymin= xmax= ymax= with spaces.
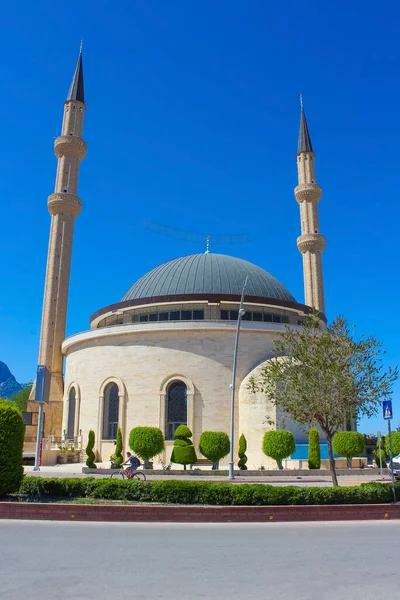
xmin=333 ymin=431 xmax=366 ymax=468
xmin=199 ymin=431 xmax=230 ymax=470
xmin=0 ymin=400 xmax=24 ymax=497
xmin=308 ymin=428 xmax=321 ymax=470
xmin=385 ymin=432 xmax=400 ymax=458
xmin=129 ymin=427 xmax=165 ymax=469
xmin=262 ymin=430 xmax=295 ymax=470
xmin=86 ymin=430 xmax=96 ymax=469
xmin=171 ymin=425 xmax=197 ymax=470
xmin=238 ymin=433 xmax=248 ymax=470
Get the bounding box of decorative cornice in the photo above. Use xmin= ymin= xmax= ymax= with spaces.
xmin=48 ymin=192 xmax=82 ymax=217
xmin=54 ymin=136 xmax=87 ymax=161
xmin=294 ymin=183 xmax=322 ymax=204
xmin=297 ymin=233 xmax=326 ymax=254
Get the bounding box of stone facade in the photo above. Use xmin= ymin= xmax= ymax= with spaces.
xmin=62 ymin=319 xmax=313 ymax=467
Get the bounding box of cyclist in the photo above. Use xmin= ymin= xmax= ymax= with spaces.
xmin=122 ymin=452 xmax=141 ymax=479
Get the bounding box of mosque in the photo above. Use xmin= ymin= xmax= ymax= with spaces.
xmin=26 ymin=49 xmax=327 ymax=468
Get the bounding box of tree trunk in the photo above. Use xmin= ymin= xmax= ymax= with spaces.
xmin=277 ymin=459 xmax=283 ymax=470
xmin=347 ymin=457 xmax=352 ymax=469
xmin=326 ymin=435 xmax=338 ymax=486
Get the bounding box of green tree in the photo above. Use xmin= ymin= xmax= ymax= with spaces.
xmin=385 ymin=432 xmax=400 ymax=458
xmin=171 ymin=425 xmax=197 ymax=470
xmin=85 ymin=430 xmax=96 ymax=469
xmin=238 ymin=433 xmax=248 ymax=470
xmin=250 ymin=314 xmax=398 ymax=485
xmin=129 ymin=427 xmax=165 ymax=469
xmin=374 ymin=448 xmax=387 ymax=468
xmin=10 ymin=383 xmax=33 ymax=413
xmin=199 ymin=431 xmax=230 ymax=470
xmin=333 ymin=431 xmax=366 ymax=468
xmin=0 ymin=401 xmax=24 ymax=496
xmin=308 ymin=428 xmax=321 ymax=469
xmin=262 ymin=430 xmax=295 ymax=469
xmin=110 ymin=427 xmax=123 ymax=467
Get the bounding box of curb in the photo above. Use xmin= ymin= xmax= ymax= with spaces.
xmin=1 ymin=502 xmax=399 ymax=523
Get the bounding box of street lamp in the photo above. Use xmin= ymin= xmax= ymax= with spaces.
xmin=228 ymin=277 xmax=248 ymax=480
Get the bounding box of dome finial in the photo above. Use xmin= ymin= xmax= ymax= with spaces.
xmin=205 ymin=235 xmax=211 ymax=253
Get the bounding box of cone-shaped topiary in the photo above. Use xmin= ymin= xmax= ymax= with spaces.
xmin=112 ymin=427 xmax=123 ymax=467
xmin=262 ymin=430 xmax=295 ymax=470
xmin=199 ymin=431 xmax=230 ymax=470
xmin=333 ymin=431 xmax=366 ymax=468
xmin=238 ymin=433 xmax=248 ymax=470
xmin=86 ymin=430 xmax=97 ymax=468
xmin=308 ymin=428 xmax=321 ymax=469
xmin=0 ymin=400 xmax=24 ymax=497
xmin=129 ymin=427 xmax=165 ymax=469
xmin=171 ymin=425 xmax=197 ymax=470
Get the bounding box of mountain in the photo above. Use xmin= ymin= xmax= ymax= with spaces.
xmin=0 ymin=361 xmax=23 ymax=399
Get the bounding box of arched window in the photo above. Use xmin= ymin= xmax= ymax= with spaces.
xmin=102 ymin=383 xmax=119 ymax=440
xmin=166 ymin=381 xmax=187 ymax=440
xmin=67 ymin=387 xmax=76 ymax=439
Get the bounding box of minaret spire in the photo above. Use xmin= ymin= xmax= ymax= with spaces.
xmin=67 ymin=46 xmax=84 ymax=103
xmin=30 ymin=47 xmax=87 ymax=436
xmin=294 ymin=99 xmax=326 ymax=314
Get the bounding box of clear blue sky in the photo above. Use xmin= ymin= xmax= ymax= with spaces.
xmin=1 ymin=0 xmax=399 ymax=434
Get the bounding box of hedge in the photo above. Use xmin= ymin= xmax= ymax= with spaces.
xmin=17 ymin=477 xmax=400 ymax=506
xmin=0 ymin=400 xmax=25 ymax=497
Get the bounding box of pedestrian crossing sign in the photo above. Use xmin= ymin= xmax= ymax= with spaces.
xmin=383 ymin=400 xmax=393 ymax=421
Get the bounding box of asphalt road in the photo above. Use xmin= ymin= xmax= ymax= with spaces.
xmin=0 ymin=520 xmax=397 ymax=599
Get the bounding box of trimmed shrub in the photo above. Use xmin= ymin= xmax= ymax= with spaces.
xmin=374 ymin=448 xmax=387 ymax=468
xmin=385 ymin=432 xmax=400 ymax=458
xmin=238 ymin=434 xmax=248 ymax=470
xmin=16 ymin=477 xmax=400 ymax=506
xmin=171 ymin=425 xmax=197 ymax=470
xmin=129 ymin=427 xmax=165 ymax=468
xmin=86 ymin=430 xmax=96 ymax=469
xmin=110 ymin=427 xmax=123 ymax=468
xmin=262 ymin=430 xmax=295 ymax=470
xmin=333 ymin=431 xmax=366 ymax=468
xmin=308 ymin=428 xmax=321 ymax=470
xmin=0 ymin=400 xmax=24 ymax=497
xmin=199 ymin=431 xmax=230 ymax=470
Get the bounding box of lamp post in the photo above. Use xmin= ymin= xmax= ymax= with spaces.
xmin=228 ymin=277 xmax=248 ymax=480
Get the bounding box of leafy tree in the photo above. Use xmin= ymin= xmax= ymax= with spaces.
xmin=374 ymin=448 xmax=387 ymax=468
xmin=171 ymin=425 xmax=197 ymax=470
xmin=238 ymin=433 xmax=248 ymax=470
xmin=385 ymin=432 xmax=400 ymax=458
xmin=85 ymin=430 xmax=96 ymax=469
xmin=250 ymin=314 xmax=398 ymax=485
xmin=333 ymin=431 xmax=366 ymax=468
xmin=110 ymin=427 xmax=123 ymax=467
xmin=199 ymin=431 xmax=230 ymax=470
xmin=0 ymin=400 xmax=24 ymax=496
xmin=129 ymin=427 xmax=165 ymax=468
xmin=262 ymin=430 xmax=295 ymax=469
xmin=10 ymin=383 xmax=33 ymax=413
xmin=308 ymin=428 xmax=321 ymax=469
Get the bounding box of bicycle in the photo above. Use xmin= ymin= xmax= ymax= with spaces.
xmin=110 ymin=468 xmax=146 ymax=481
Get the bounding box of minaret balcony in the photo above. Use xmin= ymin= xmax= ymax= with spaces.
xmin=48 ymin=192 xmax=82 ymax=217
xmin=294 ymin=183 xmax=322 ymax=203
xmin=297 ymin=233 xmax=326 ymax=253
xmin=54 ymin=136 xmax=87 ymax=161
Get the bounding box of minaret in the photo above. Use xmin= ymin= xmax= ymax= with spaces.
xmin=294 ymin=98 xmax=326 ymax=314
xmin=32 ymin=48 xmax=86 ymax=435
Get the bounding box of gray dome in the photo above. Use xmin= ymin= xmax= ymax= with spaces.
xmin=122 ymin=253 xmax=295 ymax=303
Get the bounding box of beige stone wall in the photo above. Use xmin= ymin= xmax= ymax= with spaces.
xmin=63 ymin=323 xmax=287 ymax=466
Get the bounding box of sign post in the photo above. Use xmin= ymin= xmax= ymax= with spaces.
xmin=383 ymin=399 xmax=396 ymax=502
xmin=33 ymin=366 xmax=50 ymax=472
xmin=377 ymin=431 xmax=383 ymax=477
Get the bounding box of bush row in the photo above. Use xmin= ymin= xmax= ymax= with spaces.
xmin=18 ymin=478 xmax=399 ymax=506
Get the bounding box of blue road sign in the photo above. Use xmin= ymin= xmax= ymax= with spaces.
xmin=383 ymin=399 xmax=393 ymax=421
